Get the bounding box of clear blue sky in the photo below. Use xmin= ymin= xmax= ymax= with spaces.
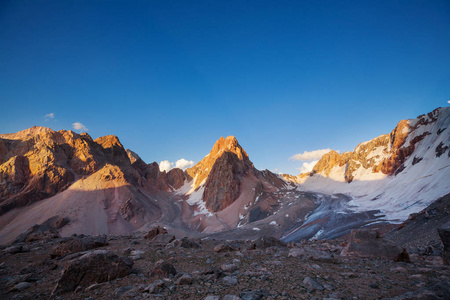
xmin=1 ymin=0 xmax=449 ymax=175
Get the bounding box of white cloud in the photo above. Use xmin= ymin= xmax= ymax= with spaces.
xmin=44 ymin=112 xmax=55 ymax=121
xmin=448 ymin=100 xmax=450 ymax=104
xmin=159 ymin=158 xmax=195 ymax=172
xmin=175 ymin=158 xmax=195 ymax=170
xmin=299 ymin=160 xmax=319 ymax=173
xmin=72 ymin=122 xmax=89 ymax=132
xmin=290 ymin=148 xmax=332 ymax=161
xmin=159 ymin=160 xmax=173 ymax=172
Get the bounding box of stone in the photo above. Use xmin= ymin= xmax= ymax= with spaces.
xmin=223 ymin=275 xmax=238 ymax=286
xmin=167 ymin=237 xmax=201 ymax=249
xmin=224 ymin=295 xmax=242 ymax=300
xmin=175 ymin=273 xmax=193 ymax=285
xmin=341 ymin=229 xmax=410 ymax=262
xmin=52 ymin=250 xmax=133 ymax=295
xmin=145 ymin=279 xmax=165 ymax=294
xmin=239 ymin=290 xmax=270 ymax=300
xmin=248 ymin=236 xmax=286 ymax=250
xmin=214 ymin=242 xmax=240 ymax=253
xmin=9 ymin=282 xmax=33 ymax=292
xmin=144 ymin=226 xmax=168 ymax=240
xmin=151 ymin=260 xmax=177 ymax=279
xmin=50 ymin=235 xmax=108 ymax=258
xmin=288 ymin=246 xmax=337 ymax=263
xmin=303 ymin=277 xmax=324 ymax=291
xmin=221 ymin=263 xmax=239 ymax=272
xmin=204 ymin=296 xmax=220 ymax=300
xmin=151 ymin=234 xmax=175 ymax=244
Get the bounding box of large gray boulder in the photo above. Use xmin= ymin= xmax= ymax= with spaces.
xmin=341 ymin=229 xmax=410 ymax=262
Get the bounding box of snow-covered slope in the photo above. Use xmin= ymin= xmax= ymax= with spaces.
xmin=286 ymin=107 xmax=450 ymax=222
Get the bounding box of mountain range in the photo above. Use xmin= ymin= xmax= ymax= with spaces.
xmin=0 ymin=107 xmax=449 ymax=245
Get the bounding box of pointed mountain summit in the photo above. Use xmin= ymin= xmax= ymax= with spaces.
xmin=186 ymin=136 xmax=255 ymax=212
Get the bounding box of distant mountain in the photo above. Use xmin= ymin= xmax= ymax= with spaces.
xmin=283 ymin=106 xmax=450 ymax=222
xmin=0 ymin=107 xmax=449 ymax=244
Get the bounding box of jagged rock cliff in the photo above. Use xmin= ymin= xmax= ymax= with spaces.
xmin=306 ymin=107 xmax=447 ymax=183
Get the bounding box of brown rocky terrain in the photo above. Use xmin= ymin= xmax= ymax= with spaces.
xmin=0 ymin=224 xmax=449 ymax=300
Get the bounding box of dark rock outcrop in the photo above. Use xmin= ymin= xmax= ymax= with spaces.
xmin=341 ymin=229 xmax=410 ymax=262
xmin=50 ymin=235 xmax=108 ymax=258
xmin=438 ymin=221 xmax=450 ymax=264
xmin=151 ymin=260 xmax=177 ymax=279
xmin=52 ymin=250 xmax=133 ymax=294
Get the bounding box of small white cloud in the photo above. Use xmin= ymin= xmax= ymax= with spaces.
xmin=159 ymin=158 xmax=195 ymax=172
xmin=298 ymin=160 xmax=319 ymax=173
xmin=290 ymin=149 xmax=332 ymax=161
xmin=175 ymin=158 xmax=195 ymax=170
xmin=448 ymin=100 xmax=450 ymax=104
xmin=44 ymin=113 xmax=55 ymax=121
xmin=159 ymin=160 xmax=173 ymax=172
xmin=72 ymin=122 xmax=89 ymax=132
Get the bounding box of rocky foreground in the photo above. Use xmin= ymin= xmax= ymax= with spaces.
xmin=1 ymin=226 xmax=449 ymax=300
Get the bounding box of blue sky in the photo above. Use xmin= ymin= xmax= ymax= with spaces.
xmin=1 ymin=0 xmax=449 ymax=175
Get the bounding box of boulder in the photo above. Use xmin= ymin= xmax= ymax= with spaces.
xmin=167 ymin=237 xmax=201 ymax=249
xmin=144 ymin=226 xmax=168 ymax=240
xmin=341 ymin=229 xmax=410 ymax=262
xmin=52 ymin=250 xmax=133 ymax=294
xmin=151 ymin=234 xmax=175 ymax=244
xmin=151 ymin=260 xmax=177 ymax=279
xmin=288 ymin=246 xmax=337 ymax=263
xmin=248 ymin=236 xmax=286 ymax=250
xmin=214 ymin=242 xmax=240 ymax=253
xmin=50 ymin=235 xmax=108 ymax=258
xmin=438 ymin=220 xmax=450 ymax=264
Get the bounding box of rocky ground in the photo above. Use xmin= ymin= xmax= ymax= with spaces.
xmin=1 ymin=229 xmax=449 ymax=300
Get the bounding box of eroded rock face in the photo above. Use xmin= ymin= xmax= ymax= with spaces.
xmin=0 ymin=127 xmax=135 ymax=215
xmin=167 ymin=168 xmax=186 ymax=190
xmin=341 ymin=229 xmax=410 ymax=262
xmin=52 ymin=250 xmax=133 ymax=294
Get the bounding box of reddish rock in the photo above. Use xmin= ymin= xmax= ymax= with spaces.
xmin=144 ymin=226 xmax=168 ymax=240
xmin=167 ymin=168 xmax=186 ymax=189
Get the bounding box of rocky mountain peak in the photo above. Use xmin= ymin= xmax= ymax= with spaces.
xmin=186 ymin=136 xmax=252 ymax=189
xmin=94 ymin=135 xmax=123 ymax=149
xmin=209 ymin=136 xmax=249 ymax=161
xmin=0 ymin=126 xmax=54 ymax=140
